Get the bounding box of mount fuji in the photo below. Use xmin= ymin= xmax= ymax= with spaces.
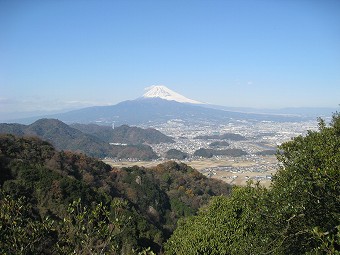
xmin=142 ymin=85 xmax=203 ymax=104
xmin=13 ymin=85 xmax=306 ymax=125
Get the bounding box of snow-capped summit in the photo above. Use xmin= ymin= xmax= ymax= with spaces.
xmin=142 ymin=85 xmax=202 ymax=104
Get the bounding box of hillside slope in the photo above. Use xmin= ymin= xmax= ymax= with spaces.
xmin=0 ymin=119 xmax=158 ymax=159
xmin=71 ymin=123 xmax=174 ymax=144
xmin=0 ymin=134 xmax=231 ymax=254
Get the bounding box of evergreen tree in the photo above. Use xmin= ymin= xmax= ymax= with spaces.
xmin=165 ymin=113 xmax=340 ymax=254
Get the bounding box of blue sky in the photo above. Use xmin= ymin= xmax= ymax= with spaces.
xmin=1 ymin=0 xmax=339 ymax=118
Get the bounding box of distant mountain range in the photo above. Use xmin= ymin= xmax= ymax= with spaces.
xmin=206 ymin=105 xmax=337 ymax=118
xmin=21 ymin=99 xmax=309 ymax=126
xmin=5 ymin=86 xmax=337 ymax=125
xmin=0 ymin=119 xmax=173 ymax=159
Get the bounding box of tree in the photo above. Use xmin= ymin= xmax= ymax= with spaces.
xmin=270 ymin=112 xmax=340 ymax=254
xmin=165 ymin=113 xmax=340 ymax=254
xmin=0 ymin=191 xmax=55 ymax=255
xmin=165 ymin=184 xmax=271 ymax=255
xmin=57 ymin=198 xmax=131 ymax=254
xmin=0 ymin=190 xmax=134 ymax=255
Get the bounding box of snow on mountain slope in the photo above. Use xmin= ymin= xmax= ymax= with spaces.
xmin=142 ymin=85 xmax=203 ymax=104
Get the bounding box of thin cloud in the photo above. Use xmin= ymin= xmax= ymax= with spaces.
xmin=0 ymin=97 xmax=115 ymax=113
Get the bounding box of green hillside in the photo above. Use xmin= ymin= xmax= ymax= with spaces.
xmin=164 ymin=149 xmax=188 ymax=160
xmin=0 ymin=119 xmax=159 ymax=160
xmin=0 ymin=134 xmax=230 ymax=254
xmin=71 ymin=123 xmax=175 ymax=144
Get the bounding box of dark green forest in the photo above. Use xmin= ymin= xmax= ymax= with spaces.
xmin=71 ymin=123 xmax=175 ymax=145
xmin=0 ymin=134 xmax=230 ymax=254
xmin=164 ymin=149 xmax=188 ymax=160
xmin=1 ymin=113 xmax=339 ymax=254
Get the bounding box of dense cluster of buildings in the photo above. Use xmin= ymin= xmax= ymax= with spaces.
xmin=139 ymin=119 xmax=318 ymax=184
xmin=144 ymin=119 xmax=318 ymax=157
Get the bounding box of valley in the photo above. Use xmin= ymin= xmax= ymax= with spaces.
xmin=105 ymin=118 xmax=319 ymax=186
xmin=104 ymin=155 xmax=277 ymax=187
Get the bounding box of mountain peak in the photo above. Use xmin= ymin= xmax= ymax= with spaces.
xmin=142 ymin=85 xmax=202 ymax=104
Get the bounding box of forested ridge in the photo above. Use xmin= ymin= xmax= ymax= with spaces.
xmin=0 ymin=119 xmax=166 ymax=159
xmin=70 ymin=123 xmax=175 ymax=145
xmin=0 ymin=134 xmax=230 ymax=254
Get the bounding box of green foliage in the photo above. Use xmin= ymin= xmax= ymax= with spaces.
xmin=71 ymin=123 xmax=175 ymax=145
xmin=170 ymin=197 xmax=194 ymax=217
xmin=307 ymin=226 xmax=340 ymax=255
xmin=270 ymin=112 xmax=340 ymax=254
xmin=70 ymin=123 xmax=115 ymax=142
xmin=0 ymin=134 xmax=232 ymax=253
xmin=0 ymin=191 xmax=56 ymax=255
xmin=110 ymin=124 xmax=174 ymax=144
xmin=166 ymin=114 xmax=340 ymax=254
xmin=57 ymin=198 xmax=130 ymax=254
xmin=165 ymin=183 xmax=271 ymax=255
xmin=136 ymin=247 xmax=156 ymax=255
xmin=113 ymin=161 xmax=231 ymax=236
xmin=0 ymin=192 xmax=133 ymax=255
xmin=0 ymin=134 xmax=162 ymax=253
xmin=150 ymin=161 xmax=231 ymax=231
xmin=110 ymin=144 xmax=158 ymax=160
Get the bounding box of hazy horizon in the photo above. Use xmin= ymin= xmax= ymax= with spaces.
xmin=1 ymin=0 xmax=339 ymax=119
